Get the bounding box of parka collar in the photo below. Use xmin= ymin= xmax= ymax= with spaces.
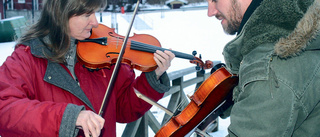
xmin=237 ymin=0 xmax=263 ymax=35
xmin=44 ymin=60 xmax=94 ymax=111
xmin=21 ymin=38 xmax=95 ymax=111
xmin=21 ymin=37 xmax=52 ymax=58
xmin=274 ymin=0 xmax=320 ymax=58
xmin=236 ymin=0 xmax=315 ymax=57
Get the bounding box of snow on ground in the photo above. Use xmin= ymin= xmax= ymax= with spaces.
xmin=0 ymin=42 xmax=15 ymax=66
xmin=0 ymin=6 xmax=235 ymax=137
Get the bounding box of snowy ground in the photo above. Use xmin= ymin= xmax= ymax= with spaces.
xmin=0 ymin=6 xmax=235 ymax=137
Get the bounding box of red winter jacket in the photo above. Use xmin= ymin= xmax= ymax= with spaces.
xmin=0 ymin=41 xmax=170 ymax=137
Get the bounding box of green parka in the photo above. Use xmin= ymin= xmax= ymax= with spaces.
xmin=223 ymin=0 xmax=320 ymax=136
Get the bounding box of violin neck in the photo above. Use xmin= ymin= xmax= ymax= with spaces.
xmin=131 ymin=41 xmax=195 ymax=60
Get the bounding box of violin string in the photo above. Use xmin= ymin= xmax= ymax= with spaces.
xmin=94 ymin=39 xmax=195 ymax=60
xmin=131 ymin=41 xmax=195 ymax=60
xmin=101 ymin=39 xmax=157 ymax=52
xmin=173 ymin=97 xmax=188 ymax=114
xmin=134 ymin=41 xmax=160 ymax=52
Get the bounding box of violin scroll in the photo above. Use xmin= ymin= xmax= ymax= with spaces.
xmin=189 ymin=51 xmax=214 ymax=70
xmin=190 ymin=59 xmax=214 ymax=70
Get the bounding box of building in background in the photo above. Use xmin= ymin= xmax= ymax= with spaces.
xmin=1 ymin=0 xmax=43 ymax=20
xmin=1 ymin=0 xmax=4 ymax=19
xmin=1 ymin=0 xmax=42 ymax=42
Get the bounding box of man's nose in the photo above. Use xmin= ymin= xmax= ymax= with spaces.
xmin=207 ymin=2 xmax=218 ymax=17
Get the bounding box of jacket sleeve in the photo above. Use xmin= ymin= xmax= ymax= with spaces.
xmin=59 ymin=104 xmax=85 ymax=137
xmin=145 ymin=70 xmax=170 ymax=93
xmin=0 ymin=46 xmax=77 ymax=136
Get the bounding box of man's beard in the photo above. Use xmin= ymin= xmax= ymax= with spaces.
xmin=224 ymin=0 xmax=243 ymax=35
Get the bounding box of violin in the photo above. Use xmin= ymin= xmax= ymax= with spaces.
xmin=76 ymin=24 xmax=208 ymax=72
xmin=155 ymin=66 xmax=238 ymax=137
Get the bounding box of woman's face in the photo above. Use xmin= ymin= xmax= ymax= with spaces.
xmin=69 ymin=12 xmax=99 ymax=40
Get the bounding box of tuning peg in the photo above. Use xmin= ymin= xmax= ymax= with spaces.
xmin=192 ymin=50 xmax=197 ymax=56
xmin=195 ymin=65 xmax=201 ymax=71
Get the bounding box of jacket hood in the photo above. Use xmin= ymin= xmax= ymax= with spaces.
xmin=274 ymin=0 xmax=320 ymax=58
xmin=20 ymin=37 xmax=52 ymax=58
xmin=238 ymin=0 xmax=315 ymax=56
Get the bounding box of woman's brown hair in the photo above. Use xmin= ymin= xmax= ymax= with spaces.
xmin=18 ymin=0 xmax=107 ymax=63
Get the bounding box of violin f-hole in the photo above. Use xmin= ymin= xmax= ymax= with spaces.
xmin=106 ymin=52 xmax=120 ymax=58
xmin=109 ymin=32 xmax=124 ymax=40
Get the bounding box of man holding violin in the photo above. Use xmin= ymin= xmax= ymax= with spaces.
xmin=0 ymin=0 xmax=175 ymax=137
xmin=205 ymin=0 xmax=320 ymax=136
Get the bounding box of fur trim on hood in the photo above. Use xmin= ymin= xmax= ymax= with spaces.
xmin=274 ymin=0 xmax=320 ymax=58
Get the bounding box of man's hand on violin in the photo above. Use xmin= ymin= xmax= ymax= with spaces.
xmin=76 ymin=110 xmax=105 ymax=137
xmin=153 ymin=50 xmax=175 ymax=79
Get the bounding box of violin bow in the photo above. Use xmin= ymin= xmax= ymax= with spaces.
xmin=98 ymin=0 xmax=141 ymax=116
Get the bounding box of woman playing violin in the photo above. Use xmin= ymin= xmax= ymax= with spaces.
xmin=0 ymin=0 xmax=175 ymax=137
